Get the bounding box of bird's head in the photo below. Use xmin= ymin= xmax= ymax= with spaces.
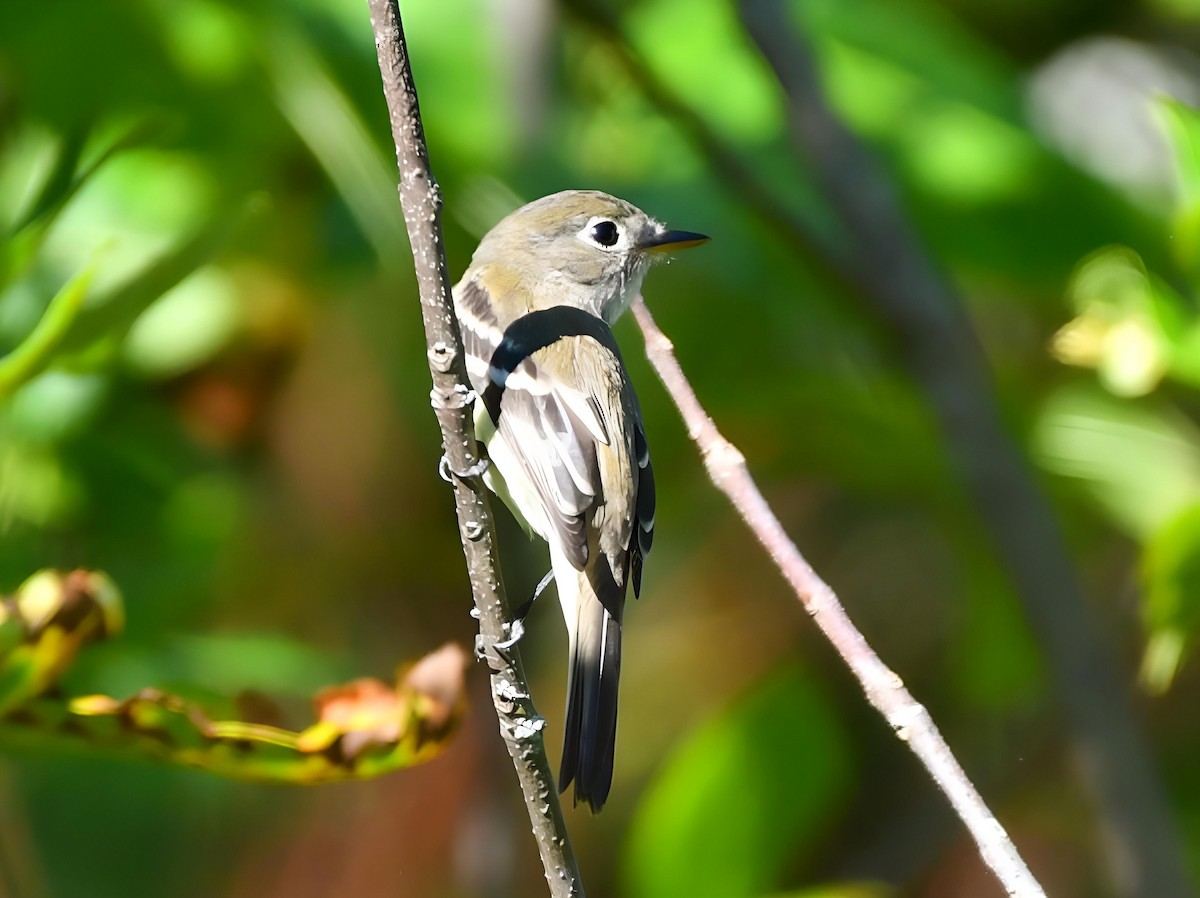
xmin=469 ymin=189 xmax=708 ymax=322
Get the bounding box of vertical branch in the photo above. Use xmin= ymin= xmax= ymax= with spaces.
xmin=632 ymin=298 xmax=1047 ymax=898
xmin=736 ymin=2 xmax=1192 ymax=895
xmin=364 ymin=3 xmax=585 ymax=895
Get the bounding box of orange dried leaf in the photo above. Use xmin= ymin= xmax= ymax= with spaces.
xmin=307 ymin=677 xmax=405 ymax=759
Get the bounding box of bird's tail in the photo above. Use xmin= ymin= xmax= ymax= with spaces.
xmin=559 ymin=565 xmax=623 ymax=813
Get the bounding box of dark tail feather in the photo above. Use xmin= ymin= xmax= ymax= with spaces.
xmin=559 ymin=584 xmax=622 ymax=813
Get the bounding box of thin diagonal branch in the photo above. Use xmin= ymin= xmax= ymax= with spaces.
xmin=364 ymin=3 xmax=584 ymax=895
xmin=631 ymin=297 xmax=1046 ymax=898
xmin=737 ymin=3 xmax=1192 ymax=895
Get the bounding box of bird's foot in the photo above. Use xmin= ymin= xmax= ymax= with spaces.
xmin=471 ymin=571 xmax=553 ymax=668
xmin=495 ymin=617 xmax=525 ymax=650
xmin=474 ymin=617 xmax=525 ymax=668
xmin=438 ymin=452 xmax=489 ymax=485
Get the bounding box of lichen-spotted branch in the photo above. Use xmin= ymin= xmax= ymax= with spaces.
xmin=363 ymin=2 xmax=584 ymax=895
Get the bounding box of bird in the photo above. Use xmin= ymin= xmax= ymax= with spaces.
xmin=451 ymin=189 xmax=708 ymax=811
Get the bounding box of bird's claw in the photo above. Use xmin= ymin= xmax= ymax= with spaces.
xmin=439 ymin=453 xmax=489 ymax=484
xmin=473 ymin=618 xmax=524 ymax=668
xmin=495 ymin=617 xmax=525 ymax=650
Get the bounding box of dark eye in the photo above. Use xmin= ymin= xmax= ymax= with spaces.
xmin=589 ymin=220 xmax=620 ymax=247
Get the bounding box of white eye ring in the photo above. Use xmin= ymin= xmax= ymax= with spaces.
xmin=579 ymin=217 xmax=628 ymax=251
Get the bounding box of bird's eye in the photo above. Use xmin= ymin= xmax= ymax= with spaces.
xmin=589 ymin=220 xmax=620 ymax=247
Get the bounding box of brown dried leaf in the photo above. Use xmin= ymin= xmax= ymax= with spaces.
xmin=400 ymin=642 xmax=467 ymax=734
xmin=299 ymin=643 xmax=468 ymax=760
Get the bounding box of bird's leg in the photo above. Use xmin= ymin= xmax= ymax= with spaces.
xmin=477 ymin=569 xmax=552 ymax=657
xmin=510 ymin=568 xmax=555 ymax=623
xmin=490 ymin=570 xmax=554 ymax=656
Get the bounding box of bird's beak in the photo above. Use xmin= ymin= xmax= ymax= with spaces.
xmin=638 ymin=229 xmax=710 ymax=254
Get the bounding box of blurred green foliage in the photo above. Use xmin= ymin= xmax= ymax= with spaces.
xmin=625 ymin=666 xmax=852 ymax=898
xmin=3 ymin=0 xmax=1200 ymax=896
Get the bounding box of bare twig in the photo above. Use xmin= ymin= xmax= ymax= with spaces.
xmin=736 ymin=3 xmax=1192 ymax=895
xmin=364 ymin=3 xmax=584 ymax=895
xmin=631 ymin=297 xmax=1045 ymax=897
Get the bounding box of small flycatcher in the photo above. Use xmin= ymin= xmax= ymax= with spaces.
xmin=453 ymin=189 xmax=707 ymax=811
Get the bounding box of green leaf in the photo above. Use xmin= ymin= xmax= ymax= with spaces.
xmin=8 ymin=127 xmax=89 ymax=240
xmin=0 ymin=258 xmax=95 ymax=400
xmin=264 ymin=30 xmax=408 ymax=270
xmin=1033 ymin=384 xmax=1200 ymax=538
xmin=1140 ymin=503 xmax=1200 ymax=692
xmin=121 ymin=265 xmax=241 ymax=378
xmin=624 ymin=665 xmax=852 ymax=898
xmin=2 ymin=117 xmax=174 ymax=290
xmin=57 ymin=193 xmax=266 ymax=354
xmin=1157 ymin=97 xmax=1200 ymax=277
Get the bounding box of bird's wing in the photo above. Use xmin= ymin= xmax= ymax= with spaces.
xmin=454 ymin=282 xmax=653 ymax=582
xmin=630 ymin=409 xmax=655 ymax=598
xmin=492 ymin=335 xmax=634 ymax=573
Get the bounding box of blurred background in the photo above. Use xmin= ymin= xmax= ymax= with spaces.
xmin=3 ymin=0 xmax=1200 ymax=895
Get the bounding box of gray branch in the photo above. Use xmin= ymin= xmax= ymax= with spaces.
xmin=631 ymin=297 xmax=1046 ymax=897
xmin=364 ymin=2 xmax=584 ymax=894
xmin=736 ymin=1 xmax=1192 ymax=894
